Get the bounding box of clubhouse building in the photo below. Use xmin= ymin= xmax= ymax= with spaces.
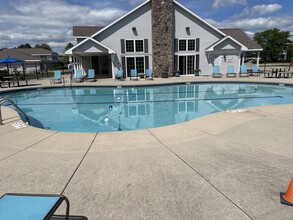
xmin=65 ymin=0 xmax=262 ymax=78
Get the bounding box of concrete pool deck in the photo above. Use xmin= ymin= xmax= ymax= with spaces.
xmin=1 ymin=75 xmax=293 ymax=219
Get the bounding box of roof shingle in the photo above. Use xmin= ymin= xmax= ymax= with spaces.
xmin=73 ymin=26 xmax=104 ymax=37
xmin=220 ymin=29 xmax=262 ymax=50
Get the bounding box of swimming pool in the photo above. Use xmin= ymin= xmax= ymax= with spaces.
xmin=1 ymin=83 xmax=293 ymax=132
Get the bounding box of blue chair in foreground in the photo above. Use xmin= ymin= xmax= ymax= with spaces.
xmin=240 ymin=65 xmax=249 ymax=77
xmin=130 ymin=69 xmax=138 ymax=81
xmin=0 ymin=193 xmax=70 ymax=220
xmin=145 ymin=69 xmax=153 ymax=80
xmin=226 ymin=65 xmax=236 ymax=77
xmin=212 ymin=66 xmax=222 ymax=78
xmin=87 ymin=69 xmax=96 ymax=82
xmin=73 ymin=69 xmax=84 ymax=83
xmin=115 ymin=69 xmax=124 ymax=81
xmin=50 ymin=70 xmax=63 ymax=84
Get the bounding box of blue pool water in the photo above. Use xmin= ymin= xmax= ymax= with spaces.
xmin=1 ymin=83 xmax=293 ymax=132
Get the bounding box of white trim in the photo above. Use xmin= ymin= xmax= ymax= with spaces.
xmin=243 ymin=49 xmax=263 ymax=52
xmin=125 ymin=39 xmax=144 ymax=53
xmin=65 ymin=37 xmax=115 ymax=55
xmin=205 ymin=36 xmax=248 ymax=52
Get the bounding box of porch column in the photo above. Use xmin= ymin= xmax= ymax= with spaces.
xmin=242 ymin=52 xmax=245 ymax=65
xmin=256 ymin=51 xmax=260 ymax=67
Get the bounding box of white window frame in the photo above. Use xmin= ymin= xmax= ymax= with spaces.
xmin=125 ymin=39 xmax=144 ymax=53
xmin=178 ymin=39 xmax=196 ymax=52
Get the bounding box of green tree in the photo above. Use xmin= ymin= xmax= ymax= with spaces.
xmin=64 ymin=42 xmax=74 ymax=52
xmin=17 ymin=43 xmax=32 ymax=48
xmin=62 ymin=43 xmax=74 ymax=64
xmin=35 ymin=43 xmax=52 ymax=51
xmin=254 ymin=28 xmax=291 ymax=62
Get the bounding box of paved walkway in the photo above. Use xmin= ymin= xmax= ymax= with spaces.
xmin=1 ymin=76 xmax=293 ymax=219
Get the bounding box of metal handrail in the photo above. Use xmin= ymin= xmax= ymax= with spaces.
xmin=0 ymin=98 xmax=30 ymax=125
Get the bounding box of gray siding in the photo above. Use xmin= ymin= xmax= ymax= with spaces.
xmin=94 ymin=2 xmax=152 ymax=76
xmin=174 ymin=4 xmax=224 ymax=75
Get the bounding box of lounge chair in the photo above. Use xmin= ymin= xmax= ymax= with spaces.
xmin=50 ymin=71 xmax=63 ymax=84
xmin=86 ymin=69 xmax=96 ymax=82
xmin=239 ymin=65 xmax=249 ymax=77
xmin=212 ymin=66 xmax=222 ymax=78
xmin=115 ymin=70 xmax=124 ymax=81
xmin=0 ymin=193 xmax=70 ymax=220
xmin=73 ymin=69 xmax=84 ymax=83
xmin=145 ymin=69 xmax=153 ymax=80
xmin=251 ymin=66 xmax=260 ymax=76
xmin=130 ymin=69 xmax=138 ymax=80
xmin=226 ymin=66 xmax=236 ymax=77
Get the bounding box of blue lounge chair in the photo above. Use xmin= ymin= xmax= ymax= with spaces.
xmin=87 ymin=69 xmax=96 ymax=82
xmin=0 ymin=193 xmax=70 ymax=220
xmin=240 ymin=65 xmax=249 ymax=77
xmin=50 ymin=71 xmax=63 ymax=84
xmin=145 ymin=69 xmax=153 ymax=80
xmin=226 ymin=66 xmax=236 ymax=77
xmin=115 ymin=69 xmax=123 ymax=81
xmin=212 ymin=66 xmax=222 ymax=78
xmin=251 ymin=65 xmax=260 ymax=76
xmin=74 ymin=69 xmax=84 ymax=83
xmin=130 ymin=69 xmax=138 ymax=80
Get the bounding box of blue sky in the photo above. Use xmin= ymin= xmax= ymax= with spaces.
xmin=0 ymin=0 xmax=292 ymax=52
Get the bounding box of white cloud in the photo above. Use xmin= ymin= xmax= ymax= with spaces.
xmin=212 ymin=0 xmax=247 ymax=9
xmin=0 ymin=0 xmax=127 ymax=52
xmin=206 ymin=15 xmax=293 ymax=36
xmin=233 ymin=4 xmax=283 ymax=19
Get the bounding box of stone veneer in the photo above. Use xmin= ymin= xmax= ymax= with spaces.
xmin=152 ymin=0 xmax=174 ymax=77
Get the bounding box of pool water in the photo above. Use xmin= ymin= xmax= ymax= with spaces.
xmin=1 ymin=83 xmax=293 ymax=132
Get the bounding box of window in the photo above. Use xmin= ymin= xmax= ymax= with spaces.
xmin=179 ymin=40 xmax=186 ymax=51
xmin=188 ymin=39 xmax=195 ymax=51
xmin=126 ymin=56 xmax=145 ymax=76
xmin=135 ymin=40 xmax=144 ymax=52
xmin=126 ymin=40 xmax=134 ymax=52
xmin=125 ymin=40 xmax=144 ymax=53
xmin=178 ymin=39 xmax=196 ymax=51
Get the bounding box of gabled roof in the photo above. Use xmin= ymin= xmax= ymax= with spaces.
xmin=65 ymin=37 xmax=115 ymax=55
xmin=205 ymin=35 xmax=248 ymax=52
xmin=0 ymin=49 xmax=48 ymax=61
xmin=220 ymin=29 xmax=262 ymax=50
xmin=73 ymin=26 xmax=104 ymax=37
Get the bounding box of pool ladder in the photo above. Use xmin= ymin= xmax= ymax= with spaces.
xmin=0 ymin=98 xmax=30 ymax=125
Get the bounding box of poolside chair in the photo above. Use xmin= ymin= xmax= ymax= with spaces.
xmin=251 ymin=65 xmax=260 ymax=76
xmin=86 ymin=69 xmax=96 ymax=82
xmin=115 ymin=69 xmax=124 ymax=81
xmin=0 ymin=193 xmax=70 ymax=220
xmin=212 ymin=66 xmax=222 ymax=78
xmin=145 ymin=69 xmax=153 ymax=80
xmin=130 ymin=69 xmax=138 ymax=81
xmin=226 ymin=66 xmax=236 ymax=77
xmin=73 ymin=69 xmax=84 ymax=83
xmin=50 ymin=71 xmax=63 ymax=84
xmin=239 ymin=65 xmax=249 ymax=77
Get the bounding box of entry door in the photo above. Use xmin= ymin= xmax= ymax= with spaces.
xmin=126 ymin=57 xmax=145 ymax=77
xmin=92 ymin=56 xmax=99 ymax=74
xmin=179 ymin=56 xmax=186 ymax=75
xmin=179 ymin=55 xmax=195 ymax=75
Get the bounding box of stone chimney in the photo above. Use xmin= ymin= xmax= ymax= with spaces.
xmin=152 ymin=0 xmax=174 ymax=77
